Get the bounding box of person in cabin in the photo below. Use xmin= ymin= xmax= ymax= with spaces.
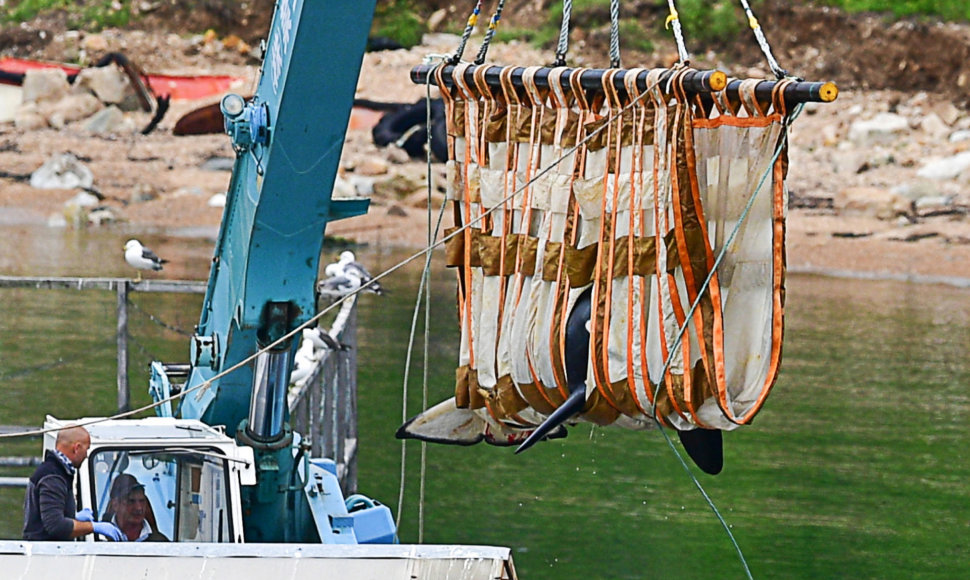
xmin=22 ymin=425 xmax=124 ymax=541
xmin=103 ymin=474 xmax=169 ymax=542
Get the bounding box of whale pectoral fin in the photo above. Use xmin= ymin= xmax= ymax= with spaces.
xmin=676 ymin=428 xmax=724 ymax=475
xmin=514 ymin=388 xmax=585 ymax=454
xmin=395 ymin=397 xmax=486 ymax=446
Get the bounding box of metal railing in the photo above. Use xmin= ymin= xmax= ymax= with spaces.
xmin=0 ymin=277 xmax=361 ymax=493
xmin=287 ymin=293 xmax=359 ymax=496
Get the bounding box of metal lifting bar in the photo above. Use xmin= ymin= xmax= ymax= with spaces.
xmin=410 ymin=63 xmax=838 ymax=105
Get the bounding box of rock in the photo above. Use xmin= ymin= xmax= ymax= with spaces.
xmin=82 ymin=34 xmax=109 ymax=52
xmin=949 ymin=130 xmax=970 ymax=143
xmin=65 ymin=191 xmax=101 ymax=208
xmin=173 ymin=186 xmax=204 ymax=197
xmin=14 ymin=104 xmax=48 ymax=131
xmin=847 ymin=113 xmax=909 ymax=145
xmin=207 ymin=193 xmax=227 ymax=207
xmin=833 ymin=186 xmax=911 ymax=220
xmin=386 ymin=204 xmax=408 ymax=217
xmin=222 ymin=34 xmax=251 ymax=55
xmin=914 ymin=195 xmax=955 ymax=216
xmin=83 ymin=105 xmax=128 ymax=134
xmin=87 ymin=207 xmax=118 ymax=226
xmin=332 ymin=175 xmax=357 ymax=199
xmin=929 ymin=101 xmax=962 ymax=126
xmin=354 ymin=156 xmax=389 ymax=176
xmin=73 ymin=66 xmax=139 ymax=110
xmin=22 ymin=69 xmax=70 ymax=104
xmin=404 ymin=189 xmax=446 ymax=209
xmin=919 ymin=113 xmax=949 ymax=140
xmin=347 ymin=175 xmax=375 ymax=196
xmin=384 ymin=145 xmax=412 ymax=164
xmin=830 ymin=150 xmax=865 ymax=175
xmin=30 ymin=153 xmax=94 ymax=189
xmin=200 ymin=156 xmax=234 ymax=171
xmin=891 ymin=181 xmax=941 ymax=201
xmin=916 ymin=151 xmax=970 ymax=180
xmin=372 ymin=175 xmax=424 ymax=199
xmin=130 ymin=183 xmax=159 ymax=203
xmin=427 ymin=9 xmax=448 ymax=32
xmin=45 ymin=93 xmax=103 ymax=129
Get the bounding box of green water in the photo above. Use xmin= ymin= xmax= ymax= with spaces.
xmin=1 ymin=226 xmax=969 ymax=578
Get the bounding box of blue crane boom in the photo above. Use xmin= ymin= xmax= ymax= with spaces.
xmin=154 ymin=0 xmax=381 ymax=542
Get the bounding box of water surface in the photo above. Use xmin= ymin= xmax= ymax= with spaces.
xmin=1 ymin=226 xmax=968 ymax=579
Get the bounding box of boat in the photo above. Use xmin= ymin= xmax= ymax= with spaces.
xmin=0 ymin=55 xmax=245 ymax=100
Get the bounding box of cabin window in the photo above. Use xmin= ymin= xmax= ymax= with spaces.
xmin=88 ymin=447 xmax=234 ymax=542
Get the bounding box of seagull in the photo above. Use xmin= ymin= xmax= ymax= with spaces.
xmin=317 ymin=262 xmax=362 ymax=296
xmin=337 ymin=250 xmax=384 ymax=295
xmin=302 ymin=327 xmax=350 ymax=351
xmin=124 ymin=239 xmax=167 ymax=282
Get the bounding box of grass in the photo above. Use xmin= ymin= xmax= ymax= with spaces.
xmin=372 ymin=0 xmax=426 ymax=49
xmin=3 ymin=0 xmax=130 ymax=29
xmin=819 ymin=0 xmax=970 ymax=21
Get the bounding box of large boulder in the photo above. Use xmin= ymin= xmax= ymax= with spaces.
xmin=22 ymin=68 xmax=70 ymax=104
xmin=73 ymin=65 xmax=141 ymax=111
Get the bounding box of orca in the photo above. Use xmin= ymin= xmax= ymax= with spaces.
xmin=514 ymin=287 xmax=593 ymax=454
xmin=514 ymin=287 xmax=725 ymax=475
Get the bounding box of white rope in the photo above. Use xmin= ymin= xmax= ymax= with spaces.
xmin=609 ymin=0 xmax=621 ymax=68
xmin=736 ymin=0 xmax=788 ymax=79
xmin=554 ymin=0 xmax=573 ymax=66
xmin=665 ymin=0 xmax=690 ymax=64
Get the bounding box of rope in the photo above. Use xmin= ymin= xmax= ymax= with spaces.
xmin=474 ymin=0 xmax=506 ymax=65
xmin=553 ymin=0 xmax=573 ymax=66
xmin=418 ymin=67 xmax=436 ymax=545
xmin=609 ymin=0 xmax=621 ymax=68
xmin=646 ymin=103 xmax=805 ymax=580
xmin=450 ymin=0 xmax=484 ymax=65
xmin=397 ymin=59 xmax=451 ymax=536
xmin=665 ymin=0 xmax=690 ymax=64
xmin=4 ymin=67 xmax=772 ymax=576
xmin=128 ymin=299 xmax=193 ymax=337
xmin=736 ymin=0 xmax=789 ymax=79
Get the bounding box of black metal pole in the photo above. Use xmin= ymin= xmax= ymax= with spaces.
xmin=410 ymin=64 xmax=838 ymax=105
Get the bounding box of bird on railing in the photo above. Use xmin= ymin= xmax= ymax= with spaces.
xmin=336 ymin=250 xmax=384 ymax=295
xmin=317 ymin=252 xmax=385 ymax=296
xmin=123 ymin=239 xmax=167 ymax=282
xmin=317 ymin=263 xmax=361 ymax=296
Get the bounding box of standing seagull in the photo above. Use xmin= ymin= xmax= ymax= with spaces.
xmin=337 ymin=250 xmax=384 ymax=295
xmin=124 ymin=239 xmax=167 ymax=282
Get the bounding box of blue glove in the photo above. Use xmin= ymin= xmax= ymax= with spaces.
xmin=92 ymin=521 xmax=126 ymax=541
xmin=75 ymin=508 xmax=94 ymax=522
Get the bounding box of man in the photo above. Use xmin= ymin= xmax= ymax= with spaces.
xmin=23 ymin=425 xmax=124 ymax=541
xmin=106 ymin=474 xmax=169 ymax=542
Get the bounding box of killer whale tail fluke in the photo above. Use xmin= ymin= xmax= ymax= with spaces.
xmin=677 ymin=427 xmax=724 ymax=475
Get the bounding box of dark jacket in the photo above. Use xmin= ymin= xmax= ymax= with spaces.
xmin=22 ymin=450 xmax=77 ymax=540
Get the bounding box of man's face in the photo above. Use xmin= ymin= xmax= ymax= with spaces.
xmin=67 ymin=434 xmax=90 ymax=468
xmin=116 ymin=490 xmax=148 ymax=528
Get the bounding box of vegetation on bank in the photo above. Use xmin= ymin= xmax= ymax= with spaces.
xmin=2 ymin=0 xmax=969 ymax=44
